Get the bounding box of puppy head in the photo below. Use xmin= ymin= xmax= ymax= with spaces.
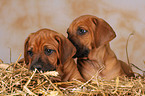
xmin=24 ymin=29 xmax=76 ymax=71
xmin=67 ymin=15 xmax=116 ymax=58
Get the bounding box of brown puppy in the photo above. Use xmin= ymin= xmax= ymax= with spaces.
xmin=67 ymin=15 xmax=134 ymax=80
xmin=24 ymin=28 xmax=84 ymax=82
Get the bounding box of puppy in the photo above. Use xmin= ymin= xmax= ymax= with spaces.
xmin=67 ymin=15 xmax=134 ymax=80
xmin=24 ymin=28 xmax=84 ymax=82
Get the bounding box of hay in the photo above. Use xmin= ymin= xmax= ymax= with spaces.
xmin=0 ymin=60 xmax=145 ymax=96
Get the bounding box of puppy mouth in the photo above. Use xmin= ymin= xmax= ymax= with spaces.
xmin=70 ymin=41 xmax=89 ymax=58
xmin=30 ymin=59 xmax=56 ymax=72
xmin=68 ymin=37 xmax=90 ymax=58
xmin=73 ymin=46 xmax=90 ymax=58
xmin=30 ymin=64 xmax=56 ymax=72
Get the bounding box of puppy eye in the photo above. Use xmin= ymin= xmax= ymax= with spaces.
xmin=27 ymin=50 xmax=33 ymax=57
xmin=44 ymin=48 xmax=55 ymax=56
xmin=77 ymin=28 xmax=88 ymax=35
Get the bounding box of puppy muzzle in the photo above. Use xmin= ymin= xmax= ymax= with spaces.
xmin=30 ymin=58 xmax=56 ymax=72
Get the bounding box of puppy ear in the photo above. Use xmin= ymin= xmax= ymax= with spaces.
xmin=55 ymin=34 xmax=76 ymax=64
xmin=24 ymin=36 xmax=30 ymax=65
xmin=92 ymin=17 xmax=116 ymax=47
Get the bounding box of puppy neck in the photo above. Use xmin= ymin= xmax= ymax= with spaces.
xmin=88 ymin=43 xmax=118 ymax=67
xmin=88 ymin=44 xmax=108 ymax=60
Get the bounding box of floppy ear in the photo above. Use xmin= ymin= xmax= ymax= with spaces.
xmin=92 ymin=17 xmax=116 ymax=47
xmin=24 ymin=36 xmax=30 ymax=65
xmin=55 ymin=34 xmax=76 ymax=64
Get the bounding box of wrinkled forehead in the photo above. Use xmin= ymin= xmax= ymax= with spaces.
xmin=28 ymin=30 xmax=59 ymax=48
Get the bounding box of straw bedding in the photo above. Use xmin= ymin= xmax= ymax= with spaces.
xmin=0 ymin=57 xmax=144 ymax=96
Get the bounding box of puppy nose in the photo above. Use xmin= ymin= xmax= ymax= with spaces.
xmin=33 ymin=65 xmax=42 ymax=71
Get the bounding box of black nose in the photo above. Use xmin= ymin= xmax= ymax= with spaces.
xmin=33 ymin=65 xmax=42 ymax=71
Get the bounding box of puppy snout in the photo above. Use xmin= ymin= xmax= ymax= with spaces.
xmin=30 ymin=64 xmax=42 ymax=71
